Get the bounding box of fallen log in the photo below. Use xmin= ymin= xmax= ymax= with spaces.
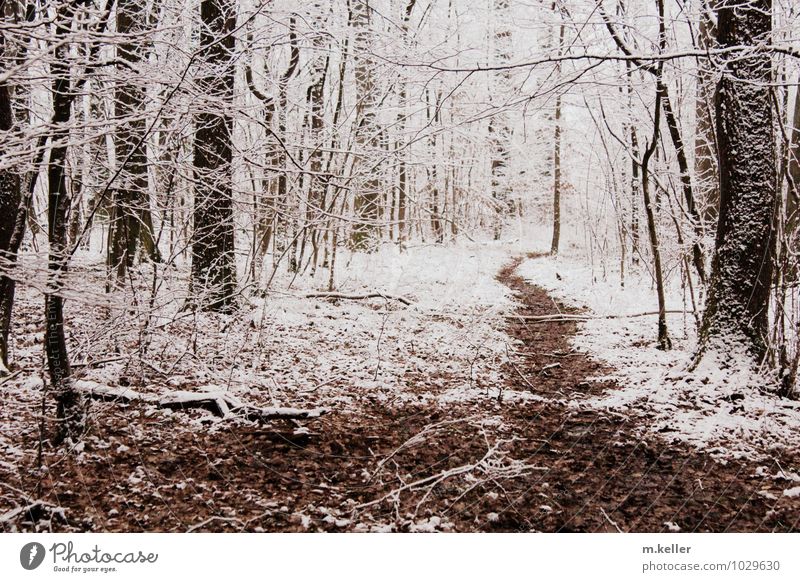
xmin=76 ymin=381 xmax=327 ymax=421
xmin=306 ymin=291 xmax=412 ymax=306
xmin=79 ymin=384 xmax=144 ymax=404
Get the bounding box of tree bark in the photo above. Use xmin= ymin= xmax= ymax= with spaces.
xmin=351 ymin=0 xmax=381 ymax=251
xmin=698 ymin=0 xmax=776 ymax=362
xmin=108 ymin=0 xmax=149 ymax=282
xmin=271 ymin=16 xmax=299 ymax=265
xmin=642 ymin=0 xmax=671 ymax=350
xmin=489 ymin=0 xmax=513 ymax=240
xmin=696 ymin=0 xmax=719 ymax=225
xmin=395 ymin=0 xmax=417 ymax=247
xmin=191 ymin=0 xmax=237 ymax=311
xmin=48 ymin=1 xmax=86 ymax=442
xmin=0 ymin=0 xmax=21 ymax=372
xmin=550 ymin=92 xmax=562 ymax=255
xmin=784 ymin=78 xmax=800 ymax=281
xmin=549 ymin=11 xmax=565 ymax=256
xmin=303 ymin=3 xmax=329 ymax=273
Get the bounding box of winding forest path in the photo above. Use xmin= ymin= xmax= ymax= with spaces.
xmin=489 ymin=254 xmax=799 ymax=532
xmin=3 ymin=255 xmax=799 ymax=533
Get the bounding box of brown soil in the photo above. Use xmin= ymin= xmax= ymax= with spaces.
xmin=2 ymin=255 xmax=798 ymax=532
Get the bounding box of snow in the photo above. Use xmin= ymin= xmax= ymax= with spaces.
xmin=783 ymin=487 xmax=800 ymax=498
xmin=0 ymin=240 xmax=521 ymax=471
xmin=407 ymin=515 xmax=454 ymax=532
xmin=236 ymin=241 xmax=517 ymax=411
xmin=518 ymin=253 xmax=800 ymax=457
xmin=783 ymin=487 xmax=800 ymax=497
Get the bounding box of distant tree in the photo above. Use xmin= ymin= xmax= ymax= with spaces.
xmin=695 ymin=0 xmax=719 ymax=224
xmin=550 ymin=6 xmax=565 ymax=256
xmin=394 ymin=0 xmax=417 ymax=247
xmin=107 ymin=0 xmax=160 ymax=283
xmin=351 ymin=0 xmax=381 ymax=250
xmin=488 ymin=0 xmax=512 ymax=240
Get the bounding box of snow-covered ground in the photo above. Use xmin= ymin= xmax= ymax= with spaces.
xmin=518 ymin=254 xmax=800 ymax=458
xmin=0 ymin=240 xmax=523 ymax=468
xmin=236 ymin=241 xmax=517 ymax=409
xmin=6 ymin=226 xmax=798 ymax=470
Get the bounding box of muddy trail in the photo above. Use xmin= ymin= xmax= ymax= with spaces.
xmin=2 ymin=256 xmax=798 ymax=532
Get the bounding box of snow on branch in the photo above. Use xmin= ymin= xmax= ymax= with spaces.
xmin=507 ymin=310 xmax=692 ymax=322
xmin=305 ymin=291 xmax=413 ymax=306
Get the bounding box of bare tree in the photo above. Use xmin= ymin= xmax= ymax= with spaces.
xmin=191 ymin=0 xmax=237 ymax=311
xmin=488 ymin=0 xmax=513 ymax=240
xmin=695 ymin=0 xmax=719 ymax=224
xmin=550 ymin=7 xmax=565 ymax=256
xmin=107 ymin=0 xmax=160 ymax=283
xmin=351 ymin=0 xmax=381 ymax=250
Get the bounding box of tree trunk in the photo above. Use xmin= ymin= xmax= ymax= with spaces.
xmin=642 ymin=0 xmax=671 ymax=350
xmin=351 ymin=0 xmax=381 ymax=251
xmin=698 ymin=0 xmax=776 ymax=362
xmin=108 ymin=0 xmax=146 ymax=281
xmin=395 ymin=0 xmax=417 ymax=248
xmin=0 ymin=0 xmax=21 ymax=372
xmin=660 ymin=90 xmax=707 ymax=285
xmin=489 ymin=0 xmax=512 ymax=240
xmin=549 ymin=14 xmax=565 ymax=256
xmin=696 ymin=0 xmax=719 ymax=225
xmin=427 ymin=89 xmax=443 ymax=242
xmin=550 ymin=94 xmax=562 ymax=255
xmin=784 ymin=79 xmax=800 ymax=282
xmin=304 ymin=4 xmax=329 ymax=273
xmin=48 ymin=1 xmax=86 ymax=443
xmin=191 ymin=0 xmax=237 ymax=311
xmin=271 ymin=16 xmax=299 ymax=266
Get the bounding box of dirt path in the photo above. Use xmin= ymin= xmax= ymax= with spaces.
xmin=492 ymin=255 xmax=799 ymax=532
xmin=2 ymin=256 xmax=798 ymax=532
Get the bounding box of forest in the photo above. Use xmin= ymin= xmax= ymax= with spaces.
xmin=1 ymin=0 xmax=800 ymax=533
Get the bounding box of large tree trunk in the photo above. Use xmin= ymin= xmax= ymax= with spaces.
xmin=0 ymin=0 xmax=21 ymax=373
xmin=191 ymin=0 xmax=237 ymax=311
xmin=699 ymin=0 xmax=776 ymax=362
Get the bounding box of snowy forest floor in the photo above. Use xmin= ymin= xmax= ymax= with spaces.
xmin=1 ymin=243 xmax=800 ymax=532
